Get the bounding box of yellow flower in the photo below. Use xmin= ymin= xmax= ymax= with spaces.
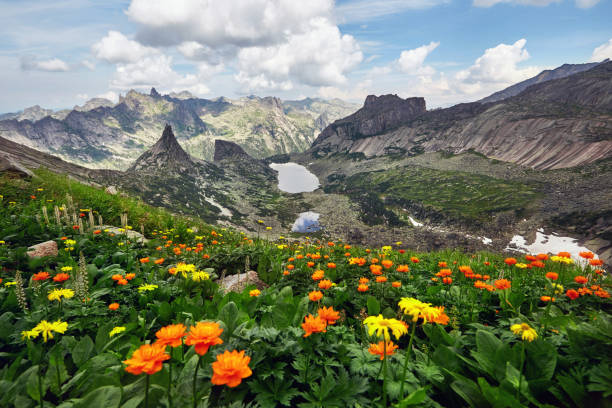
xmin=4 ymin=281 xmax=17 ymax=287
xmin=64 ymin=239 xmax=76 ymax=246
xmin=21 ymin=330 xmax=39 ymax=340
xmin=195 ymin=235 xmax=204 ymax=240
xmin=192 ymin=271 xmax=210 ymax=282
xmin=550 ymin=256 xmax=574 ymax=264
xmin=363 ymin=315 xmax=408 ymax=340
xmin=138 ymin=284 xmax=158 ymax=292
xmin=552 ymin=283 xmax=564 ymax=294
xmin=266 ymin=227 xmax=272 ymax=230
xmin=398 ymin=298 xmax=430 ymax=321
xmin=61 ymin=266 xmax=73 ymax=272
xmin=510 ymin=323 xmax=538 ymax=342
xmin=48 ymin=288 xmax=75 ymax=301
xmin=381 ymin=245 xmax=392 ymax=254
xmin=176 ymin=262 xmax=196 ymax=278
xmin=515 ymin=263 xmax=528 ymax=269
xmin=32 ymin=320 xmax=68 ymax=342
xmin=109 ymin=326 xmax=126 ymax=337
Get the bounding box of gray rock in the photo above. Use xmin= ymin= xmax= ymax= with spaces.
xmin=0 ymin=155 xmax=34 ymax=178
xmin=218 ymin=271 xmax=267 ymax=293
xmin=95 ymin=225 xmax=148 ymax=243
xmin=105 ymin=186 xmax=118 ymax=195
xmin=27 ymin=240 xmax=58 ymax=258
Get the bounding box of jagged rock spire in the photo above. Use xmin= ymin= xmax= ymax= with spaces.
xmin=213 ymin=139 xmax=253 ymax=162
xmin=128 ymin=124 xmax=193 ymax=172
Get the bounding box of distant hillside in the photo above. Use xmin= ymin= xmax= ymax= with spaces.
xmin=0 ymin=90 xmax=357 ymax=170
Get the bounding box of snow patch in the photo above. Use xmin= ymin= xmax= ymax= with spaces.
xmin=505 ymin=229 xmax=599 ymax=263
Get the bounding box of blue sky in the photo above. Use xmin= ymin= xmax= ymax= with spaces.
xmin=1 ymin=0 xmax=610 ymax=112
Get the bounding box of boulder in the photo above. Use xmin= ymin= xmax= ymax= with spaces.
xmin=0 ymin=155 xmax=34 ymax=178
xmin=105 ymin=186 xmax=118 ymax=195
xmin=218 ymin=270 xmax=267 ymax=293
xmin=95 ymin=225 xmax=148 ymax=243
xmin=27 ymin=240 xmax=58 ymax=258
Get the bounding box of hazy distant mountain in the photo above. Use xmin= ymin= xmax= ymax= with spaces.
xmin=311 ymin=60 xmax=612 ymax=169
xmin=479 ymin=60 xmax=607 ymax=104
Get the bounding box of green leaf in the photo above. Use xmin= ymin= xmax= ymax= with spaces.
xmin=72 ymin=336 xmax=95 ymax=367
xmin=367 ymin=296 xmax=380 ymax=316
xmin=395 ymin=386 xmax=428 ymax=407
xmin=75 ymin=385 xmax=122 ymax=408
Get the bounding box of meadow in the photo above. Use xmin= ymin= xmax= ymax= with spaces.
xmin=0 ymin=172 xmax=610 ymax=407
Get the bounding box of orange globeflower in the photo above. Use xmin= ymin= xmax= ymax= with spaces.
xmin=140 ymin=257 xmax=150 ymax=264
xmin=283 ymin=270 xmax=290 ymax=276
xmin=370 ymin=264 xmax=383 ymax=275
xmin=368 ymin=341 xmax=398 ymax=360
xmin=594 ymin=289 xmax=610 ymax=298
xmin=574 ymin=276 xmax=588 ymax=284
xmin=494 ymin=279 xmax=511 ymax=290
xmin=108 ymin=302 xmax=119 ymax=311
xmin=307 ymin=261 xmax=315 ymax=267
xmin=318 ymin=306 xmax=340 ymax=325
xmin=184 ymin=321 xmax=223 ymax=355
xmin=371 ymin=258 xmax=379 ymax=264
xmin=308 ymin=290 xmax=323 ymax=302
xmin=381 ymin=259 xmax=393 ymax=269
xmin=53 ymin=273 xmax=70 ymax=283
xmin=154 ymin=258 xmax=165 ymax=265
xmin=392 ymin=281 xmax=401 ymax=288
xmin=123 ymin=343 xmax=170 ymax=375
xmin=155 ymin=323 xmax=187 ymax=348
xmin=438 ymin=261 xmax=447 ymax=268
xmin=286 ymin=264 xmax=295 ymax=270
xmin=302 ymin=314 xmax=327 ymax=337
xmin=125 ymin=273 xmax=136 ymax=280
xmin=531 ymin=261 xmax=545 ymax=268
xmin=93 ymin=229 xmax=101 ymax=235
xmin=443 ymin=277 xmax=453 ymax=285
xmin=33 ymin=271 xmax=51 ymax=281
xmin=396 ymin=265 xmax=409 ymax=273
xmin=359 ymin=277 xmax=370 ymax=284
xmin=536 ymin=253 xmax=548 ymax=260
xmin=117 ymin=278 xmax=128 ymax=285
xmin=112 ymin=274 xmax=123 ymax=281
xmin=566 ymin=289 xmax=579 ymax=300
xmin=357 ymin=284 xmax=369 ymax=292
xmin=589 ymin=259 xmax=603 ymax=266
xmin=249 ymin=289 xmax=261 ymax=297
xmin=288 ymin=257 xmax=295 ymax=262
xmin=376 ymin=276 xmax=387 ymax=283
xmin=504 ymin=258 xmax=517 ymax=266
xmin=327 ymin=262 xmax=336 ymax=269
xmin=525 ymin=255 xmax=537 ymax=262
xmin=211 ymin=350 xmax=252 ymax=388
xmin=312 ymin=270 xmax=325 ymax=281
xmin=540 ymin=296 xmax=555 ymax=302
xmin=557 ymin=252 xmax=571 ymax=259
xmin=410 ymin=257 xmax=420 ymax=263
xmin=318 ymin=279 xmax=333 ymax=290
xmin=545 ymin=272 xmax=558 ymax=280
xmin=579 ymin=251 xmax=594 ymax=259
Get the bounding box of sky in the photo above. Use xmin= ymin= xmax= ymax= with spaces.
xmin=1 ymin=0 xmax=611 ymax=113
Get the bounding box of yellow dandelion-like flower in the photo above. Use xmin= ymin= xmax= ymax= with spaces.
xmin=192 ymin=271 xmax=210 ymax=282
xmin=363 ymin=314 xmax=408 ymax=340
xmin=109 ymin=326 xmax=126 ymax=337
xmin=137 ymin=284 xmax=158 ymax=292
xmin=510 ymin=323 xmax=538 ymax=342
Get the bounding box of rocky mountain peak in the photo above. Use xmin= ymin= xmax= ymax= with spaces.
xmin=129 ymin=124 xmax=194 ymax=172
xmin=150 ymin=87 xmax=161 ymax=98
xmin=261 ymin=96 xmax=283 ymax=110
xmin=213 ymin=139 xmax=253 ymax=161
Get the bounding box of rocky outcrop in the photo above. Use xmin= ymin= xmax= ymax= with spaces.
xmin=213 ymin=139 xmax=254 ymax=162
xmin=129 ymin=125 xmax=194 ymax=172
xmin=218 ymin=271 xmax=267 ymax=293
xmin=0 ymin=155 xmax=33 ymax=178
xmin=311 ymin=61 xmax=612 ymax=169
xmin=27 ymin=240 xmax=58 ymax=258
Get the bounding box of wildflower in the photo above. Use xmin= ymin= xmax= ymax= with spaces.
xmin=123 ymin=343 xmax=170 ymax=375
xmin=192 ymin=271 xmax=210 ymax=282
xmin=504 ymin=258 xmax=517 ymax=266
xmin=48 ymin=288 xmax=75 ymax=301
xmin=140 ymin=257 xmax=150 ymax=264
xmin=112 ymin=274 xmax=124 ymax=281
xmin=594 ymin=289 xmax=610 ymax=298
xmin=53 ymin=273 xmax=70 ymax=283
xmin=211 ymin=350 xmax=252 ymax=387
xmin=125 ymin=273 xmax=136 ymax=280
xmin=370 ymin=264 xmax=383 ymax=275
xmin=566 ymin=289 xmax=579 ymax=300
xmin=515 ymin=263 xmax=528 ymax=269
xmin=61 ymin=266 xmax=73 ymax=272
xmin=552 ymin=283 xmax=564 ymax=294
xmin=110 ymin=326 xmax=126 ymax=337
xmin=117 ymin=278 xmax=128 ymax=285
xmin=287 ymin=264 xmax=295 ymax=270
xmin=557 ymin=251 xmax=571 ymax=259
xmin=283 ymin=270 xmax=290 ymax=276
xmin=443 ymin=277 xmax=453 ymax=284
xmin=318 ymin=279 xmax=333 ymax=290
xmin=589 ymin=259 xmax=603 ymax=266
xmin=155 ymin=324 xmax=187 ymax=347
xmin=363 ymin=315 xmax=407 ymax=340
xmin=381 ymin=259 xmax=393 ymax=269
xmin=398 ymin=298 xmax=447 ymax=324
xmin=327 ymin=262 xmax=336 ymax=269
xmin=396 ymin=264 xmax=410 ymax=273
xmin=350 ymin=257 xmax=367 ymax=266
xmin=410 ymin=257 xmax=420 ymax=263
xmin=358 ymin=284 xmax=369 ymax=292
xmin=536 ymin=253 xmax=548 ymax=260
xmin=531 ymin=261 xmax=545 ymax=268
xmin=32 ymin=271 xmax=50 ymax=281
xmin=307 ymin=261 xmax=315 ymax=267
xmin=308 ymin=290 xmax=323 ymax=302
xmin=137 ymin=284 xmax=158 ymax=292
xmin=4 ymin=281 xmax=17 ymax=287
xmin=311 ymin=270 xmax=325 ymax=281
xmin=510 ymin=323 xmax=538 ymax=342
xmin=392 ymin=281 xmax=401 ymax=288
xmin=318 ymin=306 xmax=340 ymax=325
xmin=551 ymin=255 xmax=574 ymax=264
xmin=109 ymin=302 xmax=120 ymax=311
xmin=93 ymin=230 xmax=101 ymax=235
xmin=154 ymin=258 xmax=165 ymax=265
xmin=185 ymin=321 xmax=223 ymax=355
xmin=376 ymin=276 xmax=388 ymax=283
xmin=438 ymin=261 xmax=447 ymax=268
xmin=302 ymin=314 xmax=327 ymax=337
xmin=22 ymin=330 xmax=39 ymax=340
xmin=494 ymin=279 xmax=511 ymax=290
xmin=540 ymin=296 xmax=555 ymax=302
xmin=32 ymin=320 xmax=68 ymax=342
xmin=574 ymin=276 xmax=588 ymax=284
xmin=249 ymin=289 xmax=261 ymax=297
xmin=369 ymin=341 xmax=398 ymax=360
xmin=359 ymin=277 xmax=370 ymax=284
xmin=545 ymin=272 xmax=558 ymax=280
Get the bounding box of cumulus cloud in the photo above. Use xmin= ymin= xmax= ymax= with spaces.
xmin=455 ymin=39 xmax=540 ymax=84
xmin=126 ymin=0 xmax=334 ymax=48
xmin=92 ymin=31 xmax=157 ymax=64
xmin=590 ymin=38 xmax=612 ymax=62
xmin=397 ymin=41 xmax=439 ymax=74
xmin=235 ymin=17 xmax=362 ymax=91
xmin=473 ymin=0 xmax=560 ymax=6
xmin=20 ymin=56 xmax=70 ymax=72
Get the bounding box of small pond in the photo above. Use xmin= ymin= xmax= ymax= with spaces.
xmin=292 ymin=211 xmax=322 ymax=233
xmin=269 ymin=162 xmax=320 ymax=193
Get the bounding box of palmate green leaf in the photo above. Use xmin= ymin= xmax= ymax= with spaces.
xmin=555 ymin=372 xmax=588 ymax=407
xmin=394 ymin=386 xmax=428 ymax=407
xmin=250 ymin=377 xmax=299 ymax=407
xmin=587 ymin=363 xmax=612 ymax=397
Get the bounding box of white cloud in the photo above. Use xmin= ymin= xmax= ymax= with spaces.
xmin=235 ymin=17 xmax=362 ymax=91
xmin=398 ymin=41 xmax=439 ymax=73
xmin=455 ymin=39 xmax=540 ymax=84
xmin=318 ymin=79 xmax=373 ymax=102
xmin=336 ymin=0 xmax=450 ymax=23
xmin=575 ymin=0 xmax=600 ymax=7
xmin=76 ymin=93 xmax=89 ymax=100
xmin=97 ymin=91 xmax=119 ymax=103
xmin=81 ymin=60 xmax=96 ymax=70
xmin=92 ymin=31 xmax=157 ymax=64
xmin=20 ymin=56 xmax=70 ymax=72
xmin=473 ymin=0 xmax=560 ymax=6
xmin=127 ymin=0 xmax=334 ymax=48
xmin=590 ymin=38 xmax=612 ymax=62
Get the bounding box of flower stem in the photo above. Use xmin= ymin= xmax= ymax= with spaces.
xmin=193 ymin=355 xmax=202 ymax=408
xmin=38 ymin=365 xmax=43 ymax=408
xmin=399 ymin=322 xmax=417 ymax=401
xmin=168 ymin=348 xmax=173 ymax=408
xmin=517 ymin=341 xmax=525 ymax=403
xmin=382 ymin=339 xmax=388 ymax=408
xmin=144 ymin=374 xmax=150 ymax=408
